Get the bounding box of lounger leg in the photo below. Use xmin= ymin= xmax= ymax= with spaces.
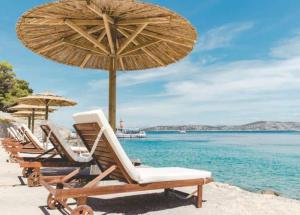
xmin=27 ymin=168 xmax=41 ymax=187
xmin=76 ymin=197 xmax=87 ymax=206
xmin=197 ymin=185 xmax=203 ymax=208
xmin=164 ymin=188 xmax=174 ymax=197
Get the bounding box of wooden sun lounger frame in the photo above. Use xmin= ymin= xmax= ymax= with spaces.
xmin=2 ymin=128 xmax=45 ymax=162
xmin=40 ymin=122 xmax=213 ymax=215
xmin=18 ymin=124 xmax=95 ymax=187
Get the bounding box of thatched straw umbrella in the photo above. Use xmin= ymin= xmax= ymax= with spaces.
xmin=12 ymin=111 xmax=46 ymax=130
xmin=16 ymin=0 xmax=197 ymax=130
xmin=17 ymin=92 xmax=77 ymax=121
xmin=8 ymin=104 xmax=56 ymax=131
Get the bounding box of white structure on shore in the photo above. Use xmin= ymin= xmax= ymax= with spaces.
xmin=116 ymin=119 xmax=146 ymax=138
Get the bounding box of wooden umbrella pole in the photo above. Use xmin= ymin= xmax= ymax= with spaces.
xmin=28 ymin=116 xmax=31 ymax=129
xmin=109 ymin=57 xmax=117 ymax=131
xmin=31 ymin=109 xmax=35 ymax=133
xmin=45 ymin=103 xmax=49 ymax=120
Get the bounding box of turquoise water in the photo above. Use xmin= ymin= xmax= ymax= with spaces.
xmin=119 ymin=131 xmax=300 ymax=200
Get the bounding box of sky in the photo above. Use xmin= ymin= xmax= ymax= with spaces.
xmin=1 ymin=0 xmax=300 ymax=128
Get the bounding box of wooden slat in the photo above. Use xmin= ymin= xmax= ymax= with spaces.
xmin=63 ymin=39 xmax=106 ymax=55
xmin=119 ymin=26 xmax=193 ymax=48
xmin=118 ymin=17 xmax=170 ymax=25
xmin=74 ymin=122 xmax=131 ymax=182
xmin=117 ymin=23 xmax=148 ymax=55
xmin=103 ymin=14 xmax=115 ymax=54
xmin=55 ymin=178 xmax=211 ymax=199
xmin=36 ymin=39 xmax=64 ymax=54
xmin=80 ymin=29 xmax=107 ymax=68
xmin=86 ymin=5 xmax=114 ymax=24
xmin=74 ymin=123 xmax=99 ymax=131
xmin=23 ymin=17 xmax=104 ymax=26
xmin=121 ymin=39 xmax=160 ymax=56
xmin=117 ymin=28 xmax=164 ymax=66
xmin=84 ymin=165 xmax=117 ymax=188
xmin=68 ymin=26 xmax=104 ymax=42
xmin=65 ymin=19 xmax=109 ymax=54
xmin=116 ymin=38 xmax=125 ymax=71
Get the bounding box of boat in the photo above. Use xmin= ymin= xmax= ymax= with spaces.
xmin=179 ymin=130 xmax=186 ymax=134
xmin=116 ymin=119 xmax=146 ymax=138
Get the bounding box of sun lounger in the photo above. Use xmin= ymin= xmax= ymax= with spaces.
xmin=2 ymin=126 xmax=45 ymax=163
xmin=40 ymin=110 xmax=213 ymax=214
xmin=3 ymin=125 xmax=45 ymax=153
xmin=18 ymin=121 xmax=94 ymax=187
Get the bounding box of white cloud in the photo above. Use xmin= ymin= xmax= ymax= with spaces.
xmin=197 ymin=22 xmax=254 ymax=51
xmin=113 ymin=56 xmax=300 ymax=127
xmin=270 ymin=32 xmax=300 ymax=58
xmin=52 ymin=26 xmax=300 ymax=128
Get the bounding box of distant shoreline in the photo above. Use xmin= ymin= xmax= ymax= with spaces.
xmin=143 ymin=121 xmax=300 ymax=132
xmin=144 ymin=130 xmax=300 ymax=132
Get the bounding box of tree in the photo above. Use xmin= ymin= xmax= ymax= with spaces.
xmin=0 ymin=61 xmax=33 ymax=111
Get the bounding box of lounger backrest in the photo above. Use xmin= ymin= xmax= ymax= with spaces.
xmin=17 ymin=125 xmax=30 ymax=142
xmin=7 ymin=127 xmax=17 ymax=140
xmin=40 ymin=122 xmax=92 ymax=163
xmin=21 ymin=125 xmax=44 ymax=150
xmin=73 ymin=109 xmax=140 ymax=183
xmin=9 ymin=127 xmax=22 ymax=141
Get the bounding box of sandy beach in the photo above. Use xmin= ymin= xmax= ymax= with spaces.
xmin=0 ymin=140 xmax=299 ymax=215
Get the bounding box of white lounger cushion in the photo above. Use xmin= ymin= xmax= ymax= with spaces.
xmin=21 ymin=124 xmax=45 ymax=149
xmin=73 ymin=109 xmax=212 ymax=184
xmin=44 ymin=122 xmax=92 ymax=163
xmin=9 ymin=127 xmax=22 ymax=141
xmin=7 ymin=127 xmax=17 ymax=139
xmin=136 ymin=167 xmax=212 ymax=184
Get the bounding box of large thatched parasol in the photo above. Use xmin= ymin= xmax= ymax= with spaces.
xmin=8 ymin=104 xmax=56 ymax=131
xmin=16 ymin=0 xmax=197 ymax=130
xmin=17 ymin=92 xmax=77 ymax=120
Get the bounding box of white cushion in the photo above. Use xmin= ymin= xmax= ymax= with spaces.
xmin=10 ymin=127 xmax=22 ymax=141
xmin=73 ymin=109 xmax=212 ymax=184
xmin=7 ymin=127 xmax=17 ymax=139
xmin=44 ymin=121 xmax=92 ymax=163
xmin=136 ymin=167 xmax=212 ymax=184
xmin=73 ymin=109 xmax=140 ymax=182
xmin=21 ymin=124 xmax=44 ymax=149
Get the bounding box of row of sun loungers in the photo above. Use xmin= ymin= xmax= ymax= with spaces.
xmin=1 ymin=109 xmax=213 ymax=215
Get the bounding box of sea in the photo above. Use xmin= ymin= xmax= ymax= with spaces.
xmin=119 ymin=131 xmax=300 ymax=200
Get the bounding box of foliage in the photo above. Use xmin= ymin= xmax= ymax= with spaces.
xmin=0 ymin=61 xmax=33 ymax=111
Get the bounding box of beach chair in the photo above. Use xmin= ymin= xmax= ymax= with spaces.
xmin=2 ymin=126 xmax=27 ymax=147
xmin=1 ymin=127 xmax=20 ymax=152
xmin=40 ymin=110 xmax=213 ymax=214
xmin=3 ymin=125 xmax=45 ymax=154
xmin=18 ymin=121 xmax=94 ymax=187
xmin=2 ymin=126 xmax=46 ymax=163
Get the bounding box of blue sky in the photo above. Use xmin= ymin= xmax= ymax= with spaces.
xmin=1 ymin=0 xmax=300 ymax=127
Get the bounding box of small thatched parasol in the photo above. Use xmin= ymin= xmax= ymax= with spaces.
xmin=16 ymin=0 xmax=197 ymax=130
xmin=17 ymin=92 xmax=77 ymax=120
xmin=12 ymin=111 xmax=46 ymax=130
xmin=8 ymin=104 xmax=56 ymax=112
xmin=9 ymin=104 xmax=56 ymax=131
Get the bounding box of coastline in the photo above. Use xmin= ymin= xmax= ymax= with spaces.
xmin=144 ymin=130 xmax=300 ymax=132
xmin=1 ymin=140 xmax=300 ymax=215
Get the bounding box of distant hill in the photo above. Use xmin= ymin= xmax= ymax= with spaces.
xmin=144 ymin=121 xmax=300 ymax=131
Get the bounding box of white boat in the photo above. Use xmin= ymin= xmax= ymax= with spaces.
xmin=116 ymin=129 xmax=146 ymax=138
xmin=115 ymin=119 xmax=146 ymax=138
xmin=179 ymin=130 xmax=186 ymax=134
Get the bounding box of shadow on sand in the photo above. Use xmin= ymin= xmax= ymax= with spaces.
xmin=87 ymin=192 xmax=196 ymax=215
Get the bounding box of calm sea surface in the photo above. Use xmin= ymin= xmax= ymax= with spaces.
xmin=119 ymin=131 xmax=300 ymax=200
